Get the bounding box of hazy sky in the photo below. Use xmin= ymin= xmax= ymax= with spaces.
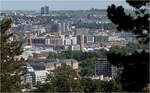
xmin=1 ymin=0 xmax=131 ymax=10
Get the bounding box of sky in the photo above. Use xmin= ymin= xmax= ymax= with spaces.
xmin=0 ymin=0 xmax=131 ymax=11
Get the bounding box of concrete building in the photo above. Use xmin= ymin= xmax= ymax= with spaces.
xmin=59 ymin=22 xmax=71 ymax=34
xmin=69 ymin=45 xmax=80 ymax=51
xmin=95 ymin=58 xmax=112 ymax=77
xmin=27 ymin=59 xmax=79 ymax=72
xmin=60 ymin=35 xmax=65 ymax=45
xmin=95 ymin=58 xmax=120 ymax=79
xmin=33 ymin=28 xmax=46 ymax=36
xmin=71 ymin=36 xmax=77 ymax=45
xmin=94 ymin=35 xmax=108 ymax=43
xmin=58 ymin=23 xmax=62 ymax=34
xmin=77 ymin=35 xmax=84 ymax=51
xmin=22 ymin=73 xmax=33 ymax=85
xmin=108 ymin=36 xmax=118 ymax=41
xmin=24 ymin=66 xmax=51 ymax=85
xmin=63 ymin=35 xmax=77 ymax=45
xmin=26 ymin=37 xmax=63 ymax=47
xmin=84 ymin=35 xmax=94 ymax=44
xmin=34 ymin=70 xmax=50 ymax=84
xmin=26 ymin=37 xmax=46 ymax=45
xmin=61 ymin=22 xmax=66 ymax=33
xmin=64 ymin=39 xmax=72 ymax=45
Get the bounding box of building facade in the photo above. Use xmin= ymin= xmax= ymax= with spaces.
xmin=41 ymin=6 xmax=49 ymax=15
xmin=95 ymin=58 xmax=112 ymax=77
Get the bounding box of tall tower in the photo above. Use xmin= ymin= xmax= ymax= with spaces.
xmin=41 ymin=6 xmax=49 ymax=16
xmin=80 ymin=34 xmax=84 ymax=51
xmin=61 ymin=22 xmax=66 ymax=33
xmin=58 ymin=23 xmax=62 ymax=34
xmin=45 ymin=6 xmax=49 ymax=14
xmin=95 ymin=58 xmax=112 ymax=77
xmin=41 ymin=7 xmax=44 ymax=15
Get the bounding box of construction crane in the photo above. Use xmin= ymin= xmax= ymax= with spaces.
xmin=50 ymin=38 xmax=55 ymax=50
xmin=49 ymin=31 xmax=60 ymax=50
xmin=50 ymin=37 xmax=61 ymax=50
xmin=29 ymin=33 xmax=33 ymax=46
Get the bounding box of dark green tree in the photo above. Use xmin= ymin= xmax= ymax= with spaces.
xmin=80 ymin=77 xmax=122 ymax=92
xmin=80 ymin=77 xmax=96 ymax=92
xmin=0 ymin=19 xmax=26 ymax=92
xmin=107 ymin=51 xmax=149 ymax=92
xmin=107 ymin=0 xmax=149 ymax=92
xmin=34 ymin=65 xmax=83 ymax=92
xmin=107 ymin=0 xmax=149 ymax=44
xmin=79 ymin=58 xmax=96 ymax=76
xmin=34 ymin=65 xmax=123 ymax=92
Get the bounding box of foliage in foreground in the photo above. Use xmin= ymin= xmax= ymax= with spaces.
xmin=33 ymin=65 xmax=122 ymax=92
xmin=0 ymin=19 xmax=26 ymax=92
xmin=107 ymin=0 xmax=150 ymax=92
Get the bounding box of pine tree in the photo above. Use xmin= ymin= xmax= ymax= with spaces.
xmin=107 ymin=0 xmax=150 ymax=92
xmin=0 ymin=19 xmax=26 ymax=92
xmin=107 ymin=0 xmax=149 ymax=44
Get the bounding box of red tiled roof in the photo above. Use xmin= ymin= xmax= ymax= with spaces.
xmin=33 ymin=53 xmax=49 ymax=58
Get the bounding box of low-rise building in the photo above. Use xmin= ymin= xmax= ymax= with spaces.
xmin=34 ymin=70 xmax=50 ymax=84
xmin=84 ymin=35 xmax=94 ymax=44
xmin=24 ymin=58 xmax=78 ymax=85
xmin=69 ymin=45 xmax=80 ymax=51
xmin=24 ymin=66 xmax=51 ymax=85
xmin=27 ymin=59 xmax=79 ymax=72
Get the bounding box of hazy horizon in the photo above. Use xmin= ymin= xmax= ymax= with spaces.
xmin=1 ymin=0 xmax=132 ymax=11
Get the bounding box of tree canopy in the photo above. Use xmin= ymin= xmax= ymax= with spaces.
xmin=0 ymin=19 xmax=26 ymax=92
xmin=34 ymin=65 xmax=122 ymax=92
xmin=107 ymin=0 xmax=150 ymax=92
xmin=107 ymin=0 xmax=149 ymax=44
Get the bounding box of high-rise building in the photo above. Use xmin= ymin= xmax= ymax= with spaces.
xmin=95 ymin=58 xmax=121 ymax=79
xmin=61 ymin=22 xmax=70 ymax=33
xmin=77 ymin=35 xmax=84 ymax=51
xmin=41 ymin=6 xmax=49 ymax=15
xmin=51 ymin=23 xmax=61 ymax=34
xmin=62 ymin=22 xmax=66 ymax=33
xmin=95 ymin=58 xmax=112 ymax=77
xmin=58 ymin=23 xmax=62 ymax=34
xmin=41 ymin=7 xmax=44 ymax=15
xmin=80 ymin=34 xmax=84 ymax=51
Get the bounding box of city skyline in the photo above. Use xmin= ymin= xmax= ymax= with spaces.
xmin=1 ymin=0 xmax=132 ymax=11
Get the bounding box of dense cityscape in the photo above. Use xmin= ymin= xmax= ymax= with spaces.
xmin=0 ymin=0 xmax=149 ymax=92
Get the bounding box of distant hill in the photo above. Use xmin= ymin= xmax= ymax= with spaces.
xmin=50 ymin=9 xmax=107 ymax=17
